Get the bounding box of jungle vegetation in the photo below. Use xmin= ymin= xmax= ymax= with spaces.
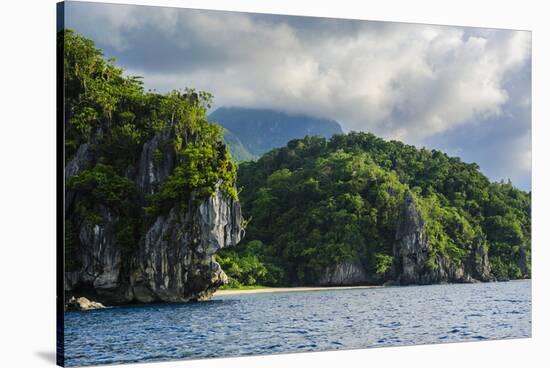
xmin=62 ymin=29 xmax=236 ymax=269
xmin=219 ymin=133 xmax=531 ymax=286
xmin=62 ymin=30 xmax=530 ymax=287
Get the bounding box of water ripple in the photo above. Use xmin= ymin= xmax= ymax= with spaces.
xmin=64 ymin=280 xmax=531 ymax=367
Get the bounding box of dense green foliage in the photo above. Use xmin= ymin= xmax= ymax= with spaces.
xmin=217 ymin=240 xmax=285 ymax=288
xmin=219 ymin=133 xmax=531 ymax=286
xmin=63 ymin=30 xmax=237 ymax=262
xmin=63 ymin=30 xmax=530 ymax=288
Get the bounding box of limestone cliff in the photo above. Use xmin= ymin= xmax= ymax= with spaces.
xmin=65 ymin=129 xmax=244 ymax=305
xmin=392 ymin=191 xmax=494 ymax=285
xmin=313 ymin=191 xmax=498 ymax=286
xmin=319 ymin=262 xmax=369 ymax=286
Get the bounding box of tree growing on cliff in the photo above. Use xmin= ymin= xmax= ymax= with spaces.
xmin=62 ymin=29 xmax=238 ymax=263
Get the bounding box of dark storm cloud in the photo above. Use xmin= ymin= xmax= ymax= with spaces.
xmin=64 ymin=1 xmax=531 ymax=190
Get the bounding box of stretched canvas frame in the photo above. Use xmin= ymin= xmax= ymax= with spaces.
xmin=57 ymin=3 xmax=531 ymax=365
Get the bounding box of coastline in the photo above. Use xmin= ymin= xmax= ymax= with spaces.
xmin=212 ymin=279 xmax=531 ymax=297
xmin=213 ymin=285 xmax=380 ymax=296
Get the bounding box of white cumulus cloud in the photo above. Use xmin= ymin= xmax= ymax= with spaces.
xmin=65 ymin=2 xmax=531 ymax=188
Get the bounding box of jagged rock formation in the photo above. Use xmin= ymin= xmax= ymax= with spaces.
xmin=131 ymin=186 xmax=244 ymax=303
xmin=392 ymin=192 xmax=494 ymax=285
xmin=319 ymin=262 xmax=369 ymax=285
xmin=135 ymin=128 xmax=175 ymax=196
xmin=316 ymin=192 xmax=497 ymax=287
xmin=465 ymin=236 xmax=493 ymax=281
xmin=66 ymin=296 xmax=105 ymax=311
xmin=65 ymin=129 xmax=244 ymax=305
xmin=65 ymin=143 xmax=93 ymax=214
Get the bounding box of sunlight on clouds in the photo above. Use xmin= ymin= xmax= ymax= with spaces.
xmin=65 ymin=2 xmax=531 ymax=188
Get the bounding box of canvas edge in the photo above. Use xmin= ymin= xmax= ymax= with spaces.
xmin=56 ymin=2 xmax=66 ymax=367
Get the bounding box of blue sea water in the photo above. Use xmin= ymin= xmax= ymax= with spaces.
xmin=63 ymin=280 xmax=531 ymax=366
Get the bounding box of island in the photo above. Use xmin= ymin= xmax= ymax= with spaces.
xmin=62 ymin=30 xmax=530 ymax=309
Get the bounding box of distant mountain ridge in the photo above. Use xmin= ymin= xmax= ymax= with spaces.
xmin=209 ymin=107 xmax=343 ymax=161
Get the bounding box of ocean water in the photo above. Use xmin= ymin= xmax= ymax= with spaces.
xmin=63 ymin=280 xmax=531 ymax=366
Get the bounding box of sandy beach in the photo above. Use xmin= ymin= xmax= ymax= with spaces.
xmin=213 ymin=285 xmax=380 ymax=296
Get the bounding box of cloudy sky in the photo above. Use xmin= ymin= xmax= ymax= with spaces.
xmin=64 ymin=1 xmax=532 ymax=190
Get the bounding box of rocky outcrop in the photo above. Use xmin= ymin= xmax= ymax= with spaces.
xmin=65 ymin=143 xmax=92 ymax=181
xmin=65 ymin=143 xmax=94 ymax=213
xmin=130 ymin=185 xmax=244 ymax=303
xmin=65 ymin=204 xmax=134 ymax=304
xmin=135 ymin=128 xmax=175 ymax=196
xmin=66 ymin=296 xmax=105 ymax=311
xmin=319 ymin=262 xmax=369 ymax=286
xmin=313 ymin=191 xmax=496 ymax=287
xmin=65 ymin=130 xmax=244 ymax=306
xmin=392 ymin=191 xmax=494 ymax=285
xmin=465 ymin=236 xmax=493 ymax=281
xmin=392 ymin=191 xmax=430 ymax=285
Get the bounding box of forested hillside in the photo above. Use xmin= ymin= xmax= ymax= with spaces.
xmin=218 ymin=133 xmax=531 ymax=287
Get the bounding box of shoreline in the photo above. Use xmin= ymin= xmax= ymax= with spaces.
xmin=213 ymin=279 xmax=531 ymax=297
xmin=213 ymin=285 xmax=380 ymax=296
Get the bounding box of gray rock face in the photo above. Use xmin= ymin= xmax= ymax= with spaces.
xmin=392 ymin=191 xmax=493 ymax=285
xmin=78 ymin=208 xmax=121 ymax=290
xmin=393 ymin=191 xmax=430 ymax=285
xmin=465 ymin=236 xmax=494 ymax=282
xmin=66 ymin=296 xmax=105 ymax=311
xmin=316 ymin=191 xmax=495 ymax=287
xmin=65 ymin=131 xmax=244 ymax=305
xmin=65 ymin=143 xmax=92 ymax=181
xmin=135 ymin=129 xmax=175 ymax=196
xmin=65 ymin=143 xmax=94 ymax=213
xmin=319 ymin=262 xmax=368 ymax=285
xmin=131 ymin=186 xmax=244 ymax=303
